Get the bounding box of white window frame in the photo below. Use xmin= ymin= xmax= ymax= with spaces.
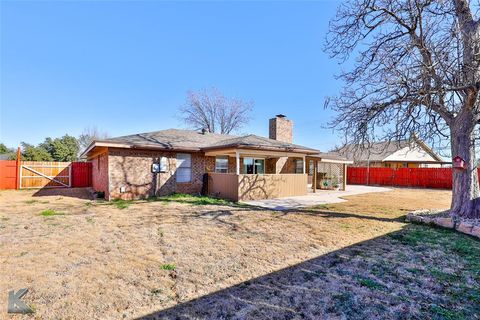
xmin=215 ymin=156 xmax=229 ymax=173
xmin=176 ymin=153 xmax=192 ymax=183
xmin=243 ymin=157 xmax=265 ymax=174
xmin=295 ymin=159 xmax=303 ymax=174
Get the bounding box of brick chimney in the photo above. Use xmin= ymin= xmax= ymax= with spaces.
xmin=269 ymin=114 xmax=293 ymax=143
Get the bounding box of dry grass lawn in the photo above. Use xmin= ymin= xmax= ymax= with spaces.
xmin=0 ymin=187 xmax=478 ymax=319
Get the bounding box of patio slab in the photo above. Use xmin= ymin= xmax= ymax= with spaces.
xmin=241 ymin=185 xmax=392 ymax=210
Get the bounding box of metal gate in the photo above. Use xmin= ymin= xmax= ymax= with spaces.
xmin=20 ymin=162 xmax=71 ymax=189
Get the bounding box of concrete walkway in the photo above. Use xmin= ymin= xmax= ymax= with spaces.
xmin=241 ymin=185 xmax=392 ymax=210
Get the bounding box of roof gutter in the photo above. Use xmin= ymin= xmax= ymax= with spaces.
xmin=202 ymin=145 xmax=319 ymax=155
xmin=80 ymin=141 xmax=203 ymax=158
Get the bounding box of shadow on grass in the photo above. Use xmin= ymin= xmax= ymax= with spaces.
xmin=137 ymin=224 xmax=480 ymax=320
xmin=32 ymin=187 xmax=93 ymax=200
xmin=97 ymin=193 xmax=255 ymax=210
xmin=289 ymin=208 xmax=408 ymax=223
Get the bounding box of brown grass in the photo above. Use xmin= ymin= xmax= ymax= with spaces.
xmin=1 ymin=187 xmax=478 ymax=319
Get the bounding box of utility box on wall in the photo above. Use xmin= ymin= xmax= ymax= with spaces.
xmin=152 ymin=157 xmax=168 ymax=173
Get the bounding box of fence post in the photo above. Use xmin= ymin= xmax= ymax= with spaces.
xmin=15 ymin=147 xmax=21 ymax=190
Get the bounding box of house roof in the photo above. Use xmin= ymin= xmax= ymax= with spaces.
xmin=202 ymin=134 xmax=318 ymax=153
xmin=333 ymin=139 xmax=444 ymax=163
xmin=102 ymin=129 xmax=234 ymax=151
xmin=82 ymin=128 xmax=319 ymax=157
xmin=307 ymin=152 xmax=353 ymax=164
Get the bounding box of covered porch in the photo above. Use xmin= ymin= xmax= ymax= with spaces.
xmin=306 ymin=153 xmax=354 ymax=193
xmin=204 ymin=147 xmax=311 ymax=201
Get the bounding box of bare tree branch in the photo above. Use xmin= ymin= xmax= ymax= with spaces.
xmin=179 ymin=88 xmax=253 ymax=134
xmin=325 ymin=0 xmax=480 ymax=218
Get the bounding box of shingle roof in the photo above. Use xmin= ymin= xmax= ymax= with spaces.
xmin=96 ymin=129 xmax=318 ymax=153
xmin=103 ymin=129 xmax=234 ymax=150
xmin=308 ymin=152 xmax=351 ymax=162
xmin=203 ymin=134 xmax=318 ymax=152
xmin=332 ymin=139 xmax=443 ymax=162
xmin=334 ymin=140 xmax=411 ymax=162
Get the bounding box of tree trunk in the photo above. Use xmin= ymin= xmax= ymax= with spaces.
xmin=450 ymin=113 xmax=480 ymax=218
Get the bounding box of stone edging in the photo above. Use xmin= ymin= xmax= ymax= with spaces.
xmin=406 ymin=212 xmax=480 ymax=239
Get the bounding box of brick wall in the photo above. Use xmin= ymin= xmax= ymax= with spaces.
xmin=175 ymin=153 xmax=207 ymax=194
xmin=267 ymin=157 xmax=302 ymax=174
xmin=205 ymin=156 xmax=241 ymax=173
xmin=108 ymin=148 xmax=207 ymax=200
xmin=91 ymin=151 xmax=109 ymax=199
xmin=269 ymin=116 xmax=293 ymax=143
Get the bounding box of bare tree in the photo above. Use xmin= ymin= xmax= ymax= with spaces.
xmin=78 ymin=126 xmax=110 ymax=155
xmin=326 ymin=0 xmax=480 ymax=218
xmin=179 ymin=88 xmax=253 ymax=134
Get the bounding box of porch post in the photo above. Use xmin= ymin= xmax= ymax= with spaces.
xmin=236 ymin=151 xmax=240 ymax=175
xmin=313 ymin=160 xmax=317 ymax=193
xmin=302 ymin=155 xmax=306 ymax=174
xmin=343 ymin=163 xmax=347 ymax=191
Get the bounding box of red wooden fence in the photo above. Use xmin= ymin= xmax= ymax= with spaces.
xmin=347 ymin=167 xmax=466 ymax=189
xmin=0 ymin=160 xmax=17 ymax=189
xmin=71 ymin=162 xmax=92 ymax=187
xmin=0 ymin=160 xmax=92 ymax=190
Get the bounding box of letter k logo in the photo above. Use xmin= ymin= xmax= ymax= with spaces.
xmin=8 ymin=289 xmax=33 ymax=314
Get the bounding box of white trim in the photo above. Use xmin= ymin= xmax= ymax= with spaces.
xmin=236 ymin=151 xmax=240 ymax=175
xmin=318 ymin=159 xmax=354 ymax=164
xmin=214 ymin=156 xmax=229 ymax=173
xmin=19 ymin=165 xmax=70 ymax=168
xmin=21 ymin=165 xmax=69 ymax=188
xmin=21 ymin=176 xmax=70 ymax=178
xmin=242 ymin=157 xmax=265 ymax=174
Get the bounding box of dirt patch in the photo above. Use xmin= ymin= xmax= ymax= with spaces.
xmin=1 ymin=187 xmax=476 ymax=320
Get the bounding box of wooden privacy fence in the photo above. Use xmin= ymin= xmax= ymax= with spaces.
xmin=0 ymin=160 xmax=92 ymax=190
xmin=347 ymin=167 xmax=467 ymax=189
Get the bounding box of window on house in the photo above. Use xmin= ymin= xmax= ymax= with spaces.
xmin=215 ymin=156 xmax=229 ymax=173
xmin=176 ymin=153 xmax=191 ymax=182
xmin=295 ymin=159 xmax=304 ymax=173
xmin=243 ymin=158 xmax=265 ymax=174
xmin=255 ymin=159 xmax=265 ymax=174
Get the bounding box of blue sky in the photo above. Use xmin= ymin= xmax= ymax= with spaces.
xmin=0 ymin=0 xmax=343 ymax=152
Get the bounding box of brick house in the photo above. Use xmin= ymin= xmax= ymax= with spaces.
xmin=82 ymin=115 xmax=349 ymax=201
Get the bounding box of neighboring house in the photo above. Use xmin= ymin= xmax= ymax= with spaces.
xmin=334 ymin=138 xmax=447 ymax=168
xmin=81 ymin=115 xmax=350 ymax=201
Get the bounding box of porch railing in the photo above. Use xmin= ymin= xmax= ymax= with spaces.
xmin=208 ymin=173 xmax=307 ymax=201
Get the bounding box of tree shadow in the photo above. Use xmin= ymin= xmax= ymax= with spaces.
xmin=32 ymin=187 xmax=93 ymax=200
xmin=282 ymin=208 xmax=407 ymax=223
xmin=135 ymin=224 xmax=478 ymax=319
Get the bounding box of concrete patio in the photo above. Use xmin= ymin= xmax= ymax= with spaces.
xmin=241 ymin=185 xmax=392 ymax=210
